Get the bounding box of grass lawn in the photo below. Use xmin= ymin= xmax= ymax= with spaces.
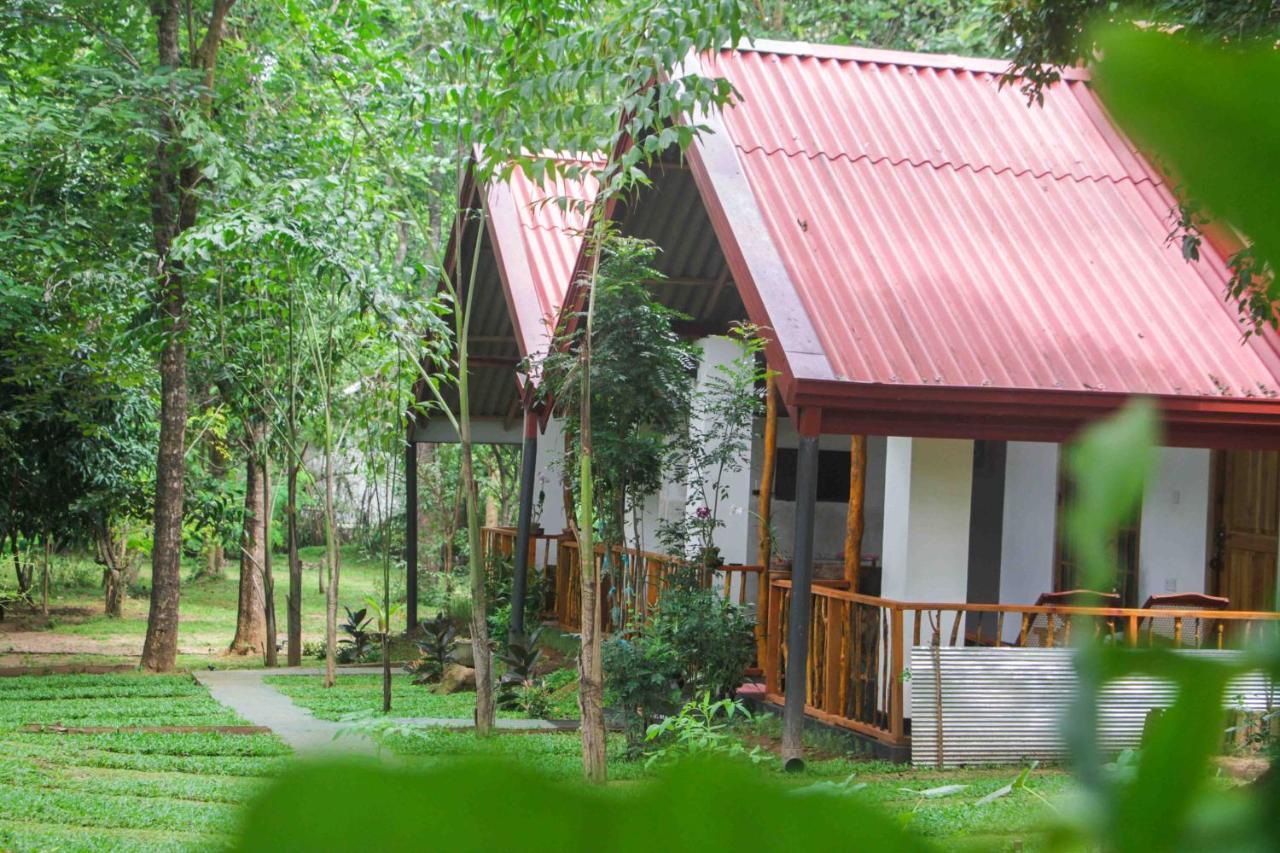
xmin=0 ymin=673 xmax=291 ymax=852
xmin=0 ymin=545 xmax=396 ymax=667
xmin=270 ymin=670 xmax=1070 ymax=846
xmin=264 ymin=672 xmax=581 ymax=721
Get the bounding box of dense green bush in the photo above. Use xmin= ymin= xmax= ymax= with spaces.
xmin=605 ymin=570 xmax=755 ymax=750
xmin=651 ymin=572 xmax=756 ymax=702
xmin=604 ymin=631 xmax=681 ymax=748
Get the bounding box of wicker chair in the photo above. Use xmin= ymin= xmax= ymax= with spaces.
xmin=1019 ymin=589 xmax=1121 ymax=646
xmin=1139 ymin=592 xmax=1230 ymax=648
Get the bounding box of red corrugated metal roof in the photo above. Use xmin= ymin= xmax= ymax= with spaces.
xmin=483 ymin=156 xmax=598 ymax=364
xmin=692 ymin=42 xmax=1280 ymax=405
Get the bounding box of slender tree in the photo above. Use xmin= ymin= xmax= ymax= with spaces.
xmin=141 ymin=0 xmax=238 ymax=673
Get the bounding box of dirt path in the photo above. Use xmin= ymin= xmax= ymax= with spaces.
xmin=0 ymin=632 xmax=211 ymax=657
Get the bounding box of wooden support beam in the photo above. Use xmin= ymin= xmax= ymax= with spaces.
xmin=843 ymin=435 xmax=867 ymax=591
xmin=757 ymin=373 xmax=778 ymax=570
xmin=468 ymin=355 xmax=520 ymax=370
xmin=756 ymin=374 xmax=779 ymax=673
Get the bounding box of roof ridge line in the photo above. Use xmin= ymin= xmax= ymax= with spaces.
xmin=733 ymin=143 xmax=1158 ymax=187
xmin=724 ymin=38 xmax=1091 ymax=81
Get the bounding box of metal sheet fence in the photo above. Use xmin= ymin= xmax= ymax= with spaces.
xmin=911 ymin=646 xmax=1277 ymax=768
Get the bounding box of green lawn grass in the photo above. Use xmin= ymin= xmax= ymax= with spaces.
xmin=0 ymin=673 xmax=291 ymax=852
xmin=264 ymin=672 xmax=580 ymax=721
xmin=0 ymin=545 xmax=395 ymax=664
xmin=264 ymin=673 xmax=522 ymax=720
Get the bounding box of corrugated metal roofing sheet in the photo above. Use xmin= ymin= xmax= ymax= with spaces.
xmin=697 ymin=44 xmax=1280 ymax=400
xmin=486 ymin=158 xmax=598 ymax=361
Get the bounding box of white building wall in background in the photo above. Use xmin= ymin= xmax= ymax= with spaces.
xmin=534 ymin=416 xmax=568 ymax=535
xmin=1138 ymin=447 xmax=1211 ymax=602
xmin=685 ymin=336 xmax=755 ymax=565
xmin=746 ymin=428 xmax=888 ymax=566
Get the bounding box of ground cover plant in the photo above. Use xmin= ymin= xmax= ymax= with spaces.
xmin=0 ymin=673 xmax=290 ymax=852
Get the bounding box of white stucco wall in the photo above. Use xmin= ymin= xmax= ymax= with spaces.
xmin=745 ymin=428 xmax=887 ymax=566
xmin=534 ymin=416 xmax=568 ymax=536
xmin=881 ymin=437 xmax=975 ymax=606
xmin=686 ymin=336 xmax=754 ymax=565
xmin=996 ymin=441 xmax=1060 ymax=642
xmin=1138 ymin=447 xmax=1211 ymax=602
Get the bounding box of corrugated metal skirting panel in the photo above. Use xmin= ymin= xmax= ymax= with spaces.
xmin=910 ymin=647 xmax=1276 ymax=768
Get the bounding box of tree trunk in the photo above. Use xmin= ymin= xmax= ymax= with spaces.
xmin=262 ymin=455 xmax=278 ymax=667
xmin=203 ymin=540 xmax=224 ymax=579
xmin=101 ymin=523 xmax=124 ymax=618
xmin=230 ymin=445 xmax=267 ymax=655
xmin=382 ymin=633 xmax=392 ymax=713
xmin=576 ymin=238 xmax=607 ymax=783
xmin=286 ymin=462 xmax=303 ymax=666
xmin=323 ymin=403 xmax=340 ymax=688
xmin=461 ymin=440 xmax=496 ymax=733
xmin=40 ymin=533 xmax=50 ymax=616
xmin=11 ymin=532 xmax=32 ymax=597
xmin=141 ymin=0 xmax=236 ymax=674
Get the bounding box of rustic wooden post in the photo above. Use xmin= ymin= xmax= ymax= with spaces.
xmin=510 ymin=406 xmax=539 ymax=641
xmin=756 ymin=375 xmax=778 ymax=667
xmin=783 ymin=412 xmax=820 ymax=768
xmin=757 ymin=373 xmax=778 ymax=569
xmin=844 ymin=435 xmax=866 ymax=589
xmin=822 ymin=599 xmax=842 ymax=712
xmin=404 ymin=433 xmax=419 ymax=632
xmin=765 ymin=580 xmax=783 ymax=695
xmin=890 ymin=605 xmax=905 ymax=741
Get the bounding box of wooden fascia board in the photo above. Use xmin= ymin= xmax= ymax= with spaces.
xmin=678 ymin=53 xmax=835 ymax=412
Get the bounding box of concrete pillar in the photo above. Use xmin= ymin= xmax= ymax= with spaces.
xmin=881 ymin=437 xmax=975 ymax=605
xmin=687 ymin=335 xmax=753 ymax=565
xmin=782 ymin=427 xmax=819 ymax=768
xmin=881 ymin=437 xmax=974 ymax=713
xmin=510 ymin=408 xmax=539 ymax=640
xmin=405 ymin=438 xmax=418 ymax=631
xmin=998 ymin=441 xmax=1060 ymax=641
xmin=1138 ymin=447 xmax=1211 ymax=602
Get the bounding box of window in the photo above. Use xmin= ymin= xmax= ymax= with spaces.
xmin=1054 ymin=462 xmax=1141 ymax=607
xmin=772 ymin=448 xmax=851 ymax=502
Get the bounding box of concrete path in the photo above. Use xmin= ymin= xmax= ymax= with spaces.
xmin=195 ymin=667 xmax=570 ymax=756
xmin=195 ymin=668 xmax=378 ymax=755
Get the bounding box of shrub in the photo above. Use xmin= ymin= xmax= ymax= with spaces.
xmin=604 ymin=632 xmax=681 ymax=750
xmin=643 ymin=693 xmax=764 ymax=769
xmin=406 ymin=613 xmax=457 ymax=685
xmin=496 ymin=629 xmax=543 ymax=708
xmin=445 ymin=594 xmax=473 ymax=637
xmin=337 ymin=606 xmax=374 ymax=663
xmin=650 ymin=578 xmax=755 ymax=701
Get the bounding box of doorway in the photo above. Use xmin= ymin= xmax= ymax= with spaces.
xmin=1210 ymin=450 xmax=1279 ymax=612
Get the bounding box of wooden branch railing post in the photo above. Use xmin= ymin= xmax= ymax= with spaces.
xmin=890 ymin=606 xmax=905 ymax=740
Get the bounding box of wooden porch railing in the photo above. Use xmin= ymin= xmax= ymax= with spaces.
xmin=763 ymin=578 xmax=1280 ymax=747
xmin=481 ymin=526 xmax=767 ymax=665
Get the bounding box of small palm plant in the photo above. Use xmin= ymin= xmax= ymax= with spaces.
xmin=408 ymin=613 xmax=457 ymax=685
